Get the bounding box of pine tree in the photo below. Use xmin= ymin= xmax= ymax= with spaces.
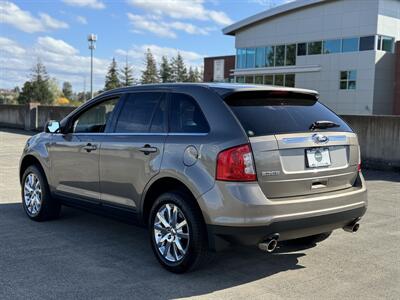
xmin=18 ymin=59 xmax=53 ymax=104
xmin=187 ymin=67 xmax=196 ymax=82
xmin=141 ymin=49 xmax=159 ymax=84
xmin=120 ymin=57 xmax=134 ymax=87
xmin=171 ymin=52 xmax=188 ymax=82
xmin=159 ymin=56 xmax=172 ymax=83
xmin=104 ymin=58 xmax=121 ymax=90
xmin=62 ymin=81 xmax=73 ymax=98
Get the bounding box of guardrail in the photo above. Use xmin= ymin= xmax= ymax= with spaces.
xmin=1 ymin=104 xmax=399 ymax=170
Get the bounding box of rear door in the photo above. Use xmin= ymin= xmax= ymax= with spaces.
xmin=99 ymin=92 xmax=167 ymax=208
xmin=224 ymin=91 xmax=360 ymax=199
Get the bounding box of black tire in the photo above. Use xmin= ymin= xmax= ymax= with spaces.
xmin=288 ymin=232 xmax=332 ymax=246
xmin=21 ymin=165 xmax=61 ymax=221
xmin=149 ymin=190 xmax=211 ymax=273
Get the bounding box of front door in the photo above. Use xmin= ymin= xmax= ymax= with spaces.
xmin=99 ymin=92 xmax=167 ymax=208
xmin=50 ymin=97 xmax=120 ymax=202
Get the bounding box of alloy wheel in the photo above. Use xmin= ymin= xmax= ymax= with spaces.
xmin=24 ymin=173 xmax=42 ymax=216
xmin=153 ymin=203 xmax=190 ymax=262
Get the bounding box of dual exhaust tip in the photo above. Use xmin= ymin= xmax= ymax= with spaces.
xmin=258 ymin=234 xmax=279 ymax=253
xmin=343 ymin=220 xmax=360 ymax=233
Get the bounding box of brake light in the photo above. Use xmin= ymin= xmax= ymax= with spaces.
xmin=216 ymin=144 xmax=257 ymax=181
xmin=357 ymin=163 xmax=361 ymax=172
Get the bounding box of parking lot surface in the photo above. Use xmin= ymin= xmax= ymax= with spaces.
xmin=0 ymin=128 xmax=399 ymax=299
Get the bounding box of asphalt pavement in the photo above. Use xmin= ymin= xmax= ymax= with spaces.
xmin=0 ymin=128 xmax=399 ymax=299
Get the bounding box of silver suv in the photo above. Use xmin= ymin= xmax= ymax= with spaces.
xmin=20 ymin=83 xmax=367 ymax=273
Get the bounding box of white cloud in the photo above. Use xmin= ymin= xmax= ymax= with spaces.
xmin=0 ymin=36 xmax=109 ymax=90
xmin=36 ymin=36 xmax=78 ymax=56
xmin=0 ymin=37 xmax=26 ymax=55
xmin=62 ymin=0 xmax=105 ymax=9
xmin=0 ymin=1 xmax=69 ymax=33
xmin=127 ymin=0 xmax=233 ymax=26
xmin=249 ymin=0 xmax=296 ymax=7
xmin=115 ymin=44 xmax=205 ymax=67
xmin=75 ymin=15 xmax=88 ymax=24
xmin=127 ymin=13 xmax=213 ymax=38
xmin=127 ymin=13 xmax=176 ymax=38
xmin=39 ymin=13 xmax=69 ymax=29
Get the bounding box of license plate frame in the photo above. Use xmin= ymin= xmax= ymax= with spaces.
xmin=306 ymin=147 xmax=331 ymax=168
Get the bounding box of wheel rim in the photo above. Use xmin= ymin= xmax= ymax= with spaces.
xmin=24 ymin=173 xmax=42 ymax=216
xmin=153 ymin=203 xmax=190 ymax=262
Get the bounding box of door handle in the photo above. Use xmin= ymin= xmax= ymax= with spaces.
xmin=83 ymin=143 xmax=97 ymax=152
xmin=138 ymin=144 xmax=158 ymax=155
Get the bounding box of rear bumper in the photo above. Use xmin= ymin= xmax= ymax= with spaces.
xmin=197 ymin=173 xmax=367 ymax=250
xmin=207 ymin=206 xmax=366 ymax=250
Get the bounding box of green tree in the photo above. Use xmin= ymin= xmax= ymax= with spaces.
xmin=18 ymin=60 xmax=53 ymax=104
xmin=159 ymin=56 xmax=172 ymax=83
xmin=141 ymin=49 xmax=159 ymax=84
xmin=48 ymin=78 xmax=62 ymax=101
xmin=171 ymin=52 xmax=188 ymax=82
xmin=187 ymin=66 xmax=197 ymax=82
xmin=62 ymin=81 xmax=73 ymax=98
xmin=104 ymin=58 xmax=121 ymax=90
xmin=120 ymin=57 xmax=135 ymax=87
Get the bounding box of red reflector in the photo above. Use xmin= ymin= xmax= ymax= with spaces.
xmin=216 ymin=144 xmax=257 ymax=182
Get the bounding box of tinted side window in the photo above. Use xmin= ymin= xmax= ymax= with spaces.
xmin=170 ymin=93 xmax=209 ymax=133
xmin=73 ymin=98 xmax=119 ymax=133
xmin=115 ymin=92 xmax=165 ymax=133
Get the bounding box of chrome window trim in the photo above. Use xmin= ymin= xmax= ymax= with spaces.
xmin=66 ymin=132 xmax=208 ymax=137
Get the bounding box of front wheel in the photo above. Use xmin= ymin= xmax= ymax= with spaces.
xmin=21 ymin=165 xmax=61 ymax=221
xmin=149 ymin=191 xmax=210 ymax=273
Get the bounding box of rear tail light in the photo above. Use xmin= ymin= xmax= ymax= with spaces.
xmin=216 ymin=144 xmax=257 ymax=181
xmin=357 ymin=163 xmax=361 ymax=172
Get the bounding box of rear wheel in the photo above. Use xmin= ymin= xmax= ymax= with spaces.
xmin=21 ymin=165 xmax=61 ymax=221
xmin=149 ymin=191 xmax=210 ymax=273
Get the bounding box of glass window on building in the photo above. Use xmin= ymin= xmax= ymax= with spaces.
xmin=359 ymin=36 xmax=375 ymax=51
xmin=275 ymin=45 xmax=285 ymax=66
xmin=274 ymin=74 xmax=284 ymax=86
xmin=285 ymin=44 xmax=296 ymax=66
xmin=342 ymin=38 xmax=359 ymax=52
xmin=323 ymin=39 xmax=341 ymax=54
xmin=245 ymin=75 xmax=254 ymax=84
xmin=264 ymin=75 xmax=274 ymax=85
xmin=297 ymin=43 xmax=307 ymax=56
xmin=308 ymin=41 xmax=322 ymax=55
xmin=236 ymin=76 xmax=245 ymax=83
xmin=378 ymin=35 xmax=394 ymax=52
xmin=339 ymin=70 xmax=357 ymax=90
xmin=245 ymin=48 xmax=255 ymax=68
xmin=236 ymin=49 xmax=246 ymax=69
xmin=255 ymin=47 xmax=266 ymax=68
xmin=265 ymin=46 xmax=275 ymax=67
xmin=255 ymin=75 xmax=263 ymax=84
xmin=284 ymin=74 xmax=295 ymax=87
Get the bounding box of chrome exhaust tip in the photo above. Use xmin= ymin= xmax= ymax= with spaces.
xmin=258 ymin=234 xmax=280 ymax=253
xmin=343 ymin=221 xmax=360 ymax=233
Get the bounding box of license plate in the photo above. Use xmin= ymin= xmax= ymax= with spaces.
xmin=306 ymin=148 xmax=331 ymax=168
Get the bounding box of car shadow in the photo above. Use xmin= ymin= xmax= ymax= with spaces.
xmin=0 ymin=202 xmax=307 ymax=299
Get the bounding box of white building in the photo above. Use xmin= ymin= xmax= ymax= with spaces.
xmin=223 ymin=0 xmax=400 ymax=115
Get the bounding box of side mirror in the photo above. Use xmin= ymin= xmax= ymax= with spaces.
xmin=45 ymin=120 xmax=61 ymax=133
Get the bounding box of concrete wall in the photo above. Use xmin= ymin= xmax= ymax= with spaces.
xmin=0 ymin=105 xmax=27 ymax=129
xmin=0 ymin=104 xmax=75 ymax=131
xmin=342 ymin=115 xmax=400 ymax=170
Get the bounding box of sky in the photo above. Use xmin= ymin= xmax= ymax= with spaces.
xmin=0 ymin=0 xmax=293 ymax=92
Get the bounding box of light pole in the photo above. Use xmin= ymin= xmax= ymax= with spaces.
xmin=87 ymin=34 xmax=97 ymax=100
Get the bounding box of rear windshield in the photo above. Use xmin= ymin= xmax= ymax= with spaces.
xmin=224 ymin=91 xmax=352 ymax=137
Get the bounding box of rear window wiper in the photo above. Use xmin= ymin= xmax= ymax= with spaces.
xmin=309 ymin=120 xmax=340 ymax=131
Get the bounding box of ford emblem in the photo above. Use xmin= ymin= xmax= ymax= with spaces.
xmin=312 ymin=133 xmax=329 ymax=144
